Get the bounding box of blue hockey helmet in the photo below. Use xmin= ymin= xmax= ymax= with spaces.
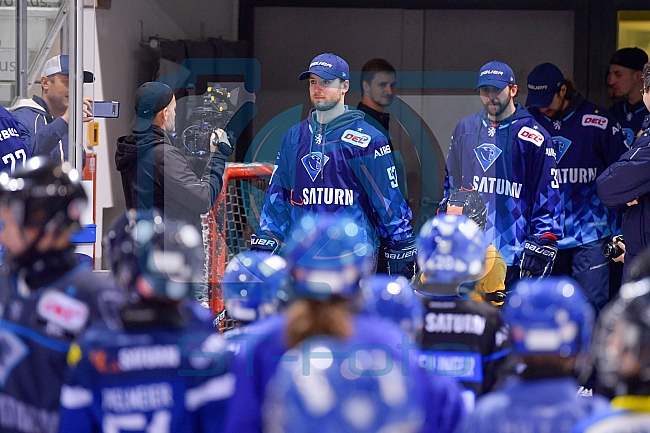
xmin=505 ymin=277 xmax=594 ymax=357
xmin=104 ymin=209 xmax=205 ymax=300
xmin=415 ymin=213 xmax=486 ymax=294
xmin=263 ymin=339 xmax=425 ymax=433
xmin=222 ymin=250 xmax=292 ymax=322
xmin=283 ymin=213 xmax=373 ymax=299
xmin=360 ymin=275 xmax=424 ymax=334
xmin=438 ymin=188 xmax=487 ymax=230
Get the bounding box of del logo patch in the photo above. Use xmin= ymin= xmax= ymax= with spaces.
xmin=474 ymin=143 xmax=502 ymax=172
xmin=582 ymin=114 xmax=608 ymax=130
xmin=552 ymin=136 xmax=572 ymax=163
xmin=301 ymin=152 xmax=330 ymax=182
xmin=37 ymin=290 xmax=89 ymax=333
xmin=517 ymin=126 xmax=545 ymax=146
xmin=341 ymin=129 xmax=371 ymax=148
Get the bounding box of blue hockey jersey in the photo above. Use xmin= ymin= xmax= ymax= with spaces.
xmin=529 ymin=96 xmax=628 ymax=249
xmin=223 ymin=313 xmax=465 ymax=433
xmin=0 ymin=264 xmax=124 ymax=433
xmin=0 ymin=105 xmax=29 ymax=173
xmin=445 ymin=103 xmax=563 ymax=265
xmin=459 ymin=377 xmax=610 ymax=433
xmin=610 ymin=100 xmax=649 ymax=148
xmin=58 ymin=302 xmax=234 ymax=433
xmin=572 ymin=396 xmax=650 ymax=433
xmin=257 ymin=107 xmax=413 ymax=250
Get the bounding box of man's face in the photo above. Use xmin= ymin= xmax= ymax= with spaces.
xmin=479 ymin=85 xmax=512 ymax=118
xmin=363 ymin=72 xmax=397 ymax=107
xmin=608 ymin=64 xmax=641 ymax=99
xmin=309 ymin=74 xmax=346 ymax=111
xmin=163 ymin=96 xmax=177 ymax=132
xmin=538 ymin=92 xmax=566 ymax=118
xmin=44 ymin=73 xmax=70 ymax=113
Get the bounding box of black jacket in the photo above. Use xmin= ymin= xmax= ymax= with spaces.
xmin=115 ymin=126 xmax=227 ymax=228
xmin=597 ymin=128 xmax=650 ymax=265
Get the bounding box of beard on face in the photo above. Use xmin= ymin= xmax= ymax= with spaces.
xmin=484 ymin=94 xmax=511 ymax=118
xmin=314 ymin=100 xmax=339 ymax=111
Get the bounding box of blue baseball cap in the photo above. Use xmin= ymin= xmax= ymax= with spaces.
xmin=298 ymin=53 xmax=350 ymax=81
xmin=526 ymin=63 xmax=565 ymax=108
xmin=475 ymin=61 xmax=516 ymax=90
xmin=42 ymin=55 xmax=94 ymax=83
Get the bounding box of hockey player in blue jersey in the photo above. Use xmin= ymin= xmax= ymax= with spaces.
xmin=608 ymin=47 xmax=649 ymax=148
xmin=0 ymin=105 xmax=29 ymax=172
xmin=58 ymin=209 xmax=234 ymax=433
xmin=573 ymin=253 xmax=650 ymax=432
xmin=459 ymin=277 xmax=608 ymax=433
xmin=417 ymin=213 xmax=510 ymax=410
xmin=224 ymin=213 xmax=465 ymax=433
xmin=526 ymin=63 xmax=628 ymax=311
xmin=0 ymin=158 xmax=125 ymax=433
xmin=252 ymin=53 xmax=416 ymax=278
xmin=263 ymin=338 xmax=429 ymax=433
xmin=445 ymin=60 xmax=563 ymax=292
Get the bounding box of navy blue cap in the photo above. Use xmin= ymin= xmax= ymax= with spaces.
xmin=42 ymin=55 xmax=94 ymax=83
xmin=298 ymin=53 xmax=350 ymax=81
xmin=610 ymin=47 xmax=648 ymax=71
xmin=475 ymin=61 xmax=516 ymax=90
xmin=130 ymin=82 xmax=175 ymax=132
xmin=526 ymin=63 xmax=565 ymax=108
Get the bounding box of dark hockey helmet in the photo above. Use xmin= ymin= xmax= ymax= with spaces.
xmin=0 ymin=157 xmax=87 ymax=234
xmin=283 ymin=213 xmax=373 ymax=299
xmin=438 ymin=188 xmax=487 ymax=230
xmin=104 ymin=209 xmax=205 ymax=300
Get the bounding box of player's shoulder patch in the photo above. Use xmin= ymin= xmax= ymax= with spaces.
xmin=340 ymin=128 xmax=372 ymax=148
xmin=517 ymin=125 xmax=545 ymax=146
xmin=37 ymin=289 xmax=90 ymax=333
xmin=582 ymin=114 xmax=608 ymax=130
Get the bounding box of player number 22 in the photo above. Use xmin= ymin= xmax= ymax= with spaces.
xmin=387 ymin=166 xmax=398 ymax=188
xmin=2 ymin=149 xmax=26 ymax=173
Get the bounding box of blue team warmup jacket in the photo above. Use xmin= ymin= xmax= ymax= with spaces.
xmin=529 ymin=96 xmax=628 ymax=249
xmin=258 ymin=107 xmax=413 ymax=250
xmin=445 ymin=103 xmax=563 ymax=266
xmin=610 ymin=99 xmax=649 ymax=148
xmin=0 ymin=105 xmax=29 ymax=172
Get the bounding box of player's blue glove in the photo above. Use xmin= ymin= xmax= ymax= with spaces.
xmin=211 ymin=128 xmax=234 ymax=156
xmin=250 ymin=234 xmax=279 ymax=254
xmin=519 ymin=236 xmax=557 ymax=278
xmin=384 ymin=237 xmax=418 ymax=279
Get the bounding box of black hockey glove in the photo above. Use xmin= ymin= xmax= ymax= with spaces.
xmin=250 ymin=234 xmax=279 ymax=254
xmin=385 ymin=237 xmax=418 ymax=280
xmin=519 ymin=236 xmax=557 ymax=278
xmin=211 ymin=128 xmax=234 ymax=156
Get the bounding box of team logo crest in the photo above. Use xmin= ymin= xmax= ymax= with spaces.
xmin=0 ymin=330 xmax=28 ymax=386
xmin=553 ymin=120 xmax=562 ymax=130
xmin=553 ymin=136 xmax=572 ymax=163
xmin=627 ymin=112 xmax=633 ymax=122
xmin=487 ymin=126 xmax=496 ymax=137
xmin=301 ymin=152 xmax=330 ymax=181
xmin=474 ymin=143 xmax=502 ymax=172
xmin=314 ymin=134 xmax=323 ymax=145
xmin=622 ymin=128 xmax=635 ymax=148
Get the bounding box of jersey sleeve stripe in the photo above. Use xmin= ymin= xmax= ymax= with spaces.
xmin=185 ymin=373 xmax=235 ymax=411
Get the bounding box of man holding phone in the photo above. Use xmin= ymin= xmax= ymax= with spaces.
xmin=10 ymin=55 xmax=94 ymax=163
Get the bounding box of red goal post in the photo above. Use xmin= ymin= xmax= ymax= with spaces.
xmin=203 ymin=162 xmax=274 ymax=328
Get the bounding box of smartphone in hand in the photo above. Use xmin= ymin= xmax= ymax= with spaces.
xmin=92 ymin=101 xmax=120 ymax=118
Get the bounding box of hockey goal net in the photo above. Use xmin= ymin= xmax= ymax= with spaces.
xmin=202 ymin=162 xmax=274 ymax=330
